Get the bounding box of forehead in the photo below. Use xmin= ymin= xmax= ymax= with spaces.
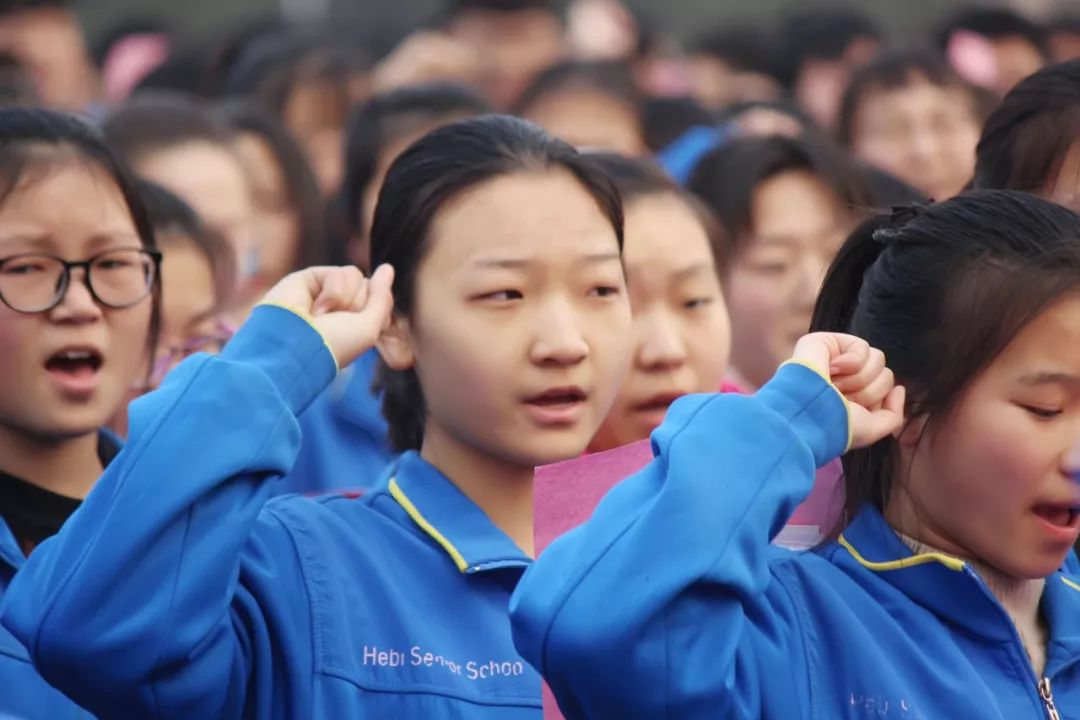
xmin=526 ymin=88 xmax=636 ymax=127
xmin=858 ymin=76 xmax=970 ymax=114
xmin=137 ymin=142 xmax=251 ymax=220
xmin=0 ymin=160 xmax=136 ymax=242
xmin=526 ymin=92 xmax=642 ymax=154
xmin=424 ymin=169 xmax=619 ymax=270
xmin=622 ymin=193 xmax=714 ymax=268
xmin=750 ymin=170 xmax=845 ymax=240
xmin=989 ymin=293 xmax=1080 ymax=380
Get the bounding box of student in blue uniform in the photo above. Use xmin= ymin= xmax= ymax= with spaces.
xmin=511 ymin=191 xmax=1080 ymax=719
xmin=285 ymin=83 xmax=491 ymax=494
xmin=970 ymin=60 xmax=1080 ymax=567
xmin=0 ymin=107 xmax=160 ymax=719
xmin=1 ymin=114 xmax=632 ymax=719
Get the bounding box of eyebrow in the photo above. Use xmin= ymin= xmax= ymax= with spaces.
xmin=0 ymin=231 xmax=141 ymax=249
xmin=0 ymin=232 xmax=46 ymax=246
xmin=1018 ymin=371 xmax=1080 ymax=387
xmin=672 ymin=261 xmax=715 ymax=281
xmin=471 ymin=252 xmax=621 ymax=269
xmin=753 ymin=228 xmax=842 ymax=247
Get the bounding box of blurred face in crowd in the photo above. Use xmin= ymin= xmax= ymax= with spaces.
xmin=1049 ymin=27 xmax=1080 ymax=63
xmin=448 ymin=7 xmax=565 ymax=108
xmin=687 ymin=55 xmax=784 ymax=111
xmin=1046 ymin=138 xmax=1080 ymax=213
xmin=133 ymin=141 xmax=254 ymax=280
xmin=283 ymin=77 xmax=364 ymax=196
xmin=726 ymin=170 xmax=849 ymax=389
xmin=591 ymin=191 xmax=730 ymax=451
xmin=794 ymin=36 xmax=880 ymax=131
xmin=986 ymin=35 xmax=1045 ymax=96
xmin=233 ymin=132 xmax=299 ymax=285
xmin=849 ymin=74 xmax=981 ymax=201
xmin=0 ymin=7 xmax=97 ymax=110
xmin=153 ymin=232 xmax=225 ymax=388
xmin=523 ymin=87 xmax=646 ymax=155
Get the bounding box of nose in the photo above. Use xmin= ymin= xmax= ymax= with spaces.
xmin=1063 ymin=430 xmax=1080 ymax=481
xmin=636 ymin=308 xmax=687 ymax=371
xmin=47 ymin=267 xmax=103 ymax=324
xmin=529 ymin=296 xmax=589 ymax=367
xmin=794 ymin=252 xmax=829 ymax=310
xmin=908 ymin=125 xmax=939 ymax=166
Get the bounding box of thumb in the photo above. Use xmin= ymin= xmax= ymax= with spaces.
xmin=851 ymin=385 xmax=906 ymax=450
xmin=326 ymin=263 xmax=394 ymax=339
xmin=360 ymin=264 xmax=395 ymax=334
xmin=312 ymin=265 xmax=396 ymax=368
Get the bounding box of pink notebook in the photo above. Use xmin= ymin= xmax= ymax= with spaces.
xmin=533 ymin=440 xmax=843 ymax=719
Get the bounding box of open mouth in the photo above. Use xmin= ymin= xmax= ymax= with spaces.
xmin=45 ymin=349 xmax=103 ymax=379
xmin=525 ymin=387 xmax=587 ymax=409
xmin=1033 ymin=504 xmax=1080 ymax=529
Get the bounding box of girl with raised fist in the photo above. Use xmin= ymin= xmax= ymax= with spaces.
xmin=1 ymin=115 xmax=630 ymax=719
xmin=512 ymin=191 xmax=1080 ymax=720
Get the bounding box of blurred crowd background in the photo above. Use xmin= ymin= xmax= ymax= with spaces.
xmin=2 ymin=0 xmax=1079 ymax=396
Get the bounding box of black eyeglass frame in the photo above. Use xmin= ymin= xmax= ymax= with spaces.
xmin=0 ymin=248 xmax=162 ymax=314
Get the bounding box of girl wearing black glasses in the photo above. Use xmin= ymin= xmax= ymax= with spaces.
xmin=0 ymin=107 xmax=160 ymax=719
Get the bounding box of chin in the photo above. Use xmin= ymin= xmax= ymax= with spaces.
xmin=30 ymin=409 xmax=112 ymax=441
xmin=997 ymin=551 xmax=1072 ymax=580
xmin=512 ymin=433 xmax=593 ymax=468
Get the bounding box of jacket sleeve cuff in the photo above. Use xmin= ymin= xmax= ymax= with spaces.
xmin=757 ymin=361 xmax=851 ymax=466
xmin=217 ymin=304 xmax=338 ymax=416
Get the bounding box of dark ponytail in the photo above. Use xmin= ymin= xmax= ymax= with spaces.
xmin=375 ymin=366 xmax=427 ymax=456
xmin=370 ymin=114 xmax=623 ymax=452
xmin=810 ymin=191 xmax=1080 ymax=531
xmin=810 ymin=214 xmax=892 ymax=335
xmin=811 ymin=213 xmax=904 ymax=524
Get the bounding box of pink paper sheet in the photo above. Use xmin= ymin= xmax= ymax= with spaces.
xmin=533 ymin=440 xmax=843 ymax=719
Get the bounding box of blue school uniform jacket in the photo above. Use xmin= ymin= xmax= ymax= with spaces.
xmin=283 ymin=348 xmax=396 ymax=494
xmin=510 ymin=362 xmax=1080 ymax=719
xmin=0 ymin=305 xmax=540 ymax=719
xmin=0 ymin=430 xmax=122 ymax=720
xmin=1 ymin=521 xmax=96 ymax=719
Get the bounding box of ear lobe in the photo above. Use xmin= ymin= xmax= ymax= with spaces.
xmin=895 ymin=414 xmax=927 ymax=448
xmin=376 ymin=313 xmax=415 ymax=371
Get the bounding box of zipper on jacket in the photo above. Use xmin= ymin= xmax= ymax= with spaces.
xmin=962 ymin=566 xmax=1064 ymax=719
xmin=1038 ymin=677 xmax=1060 ymax=720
